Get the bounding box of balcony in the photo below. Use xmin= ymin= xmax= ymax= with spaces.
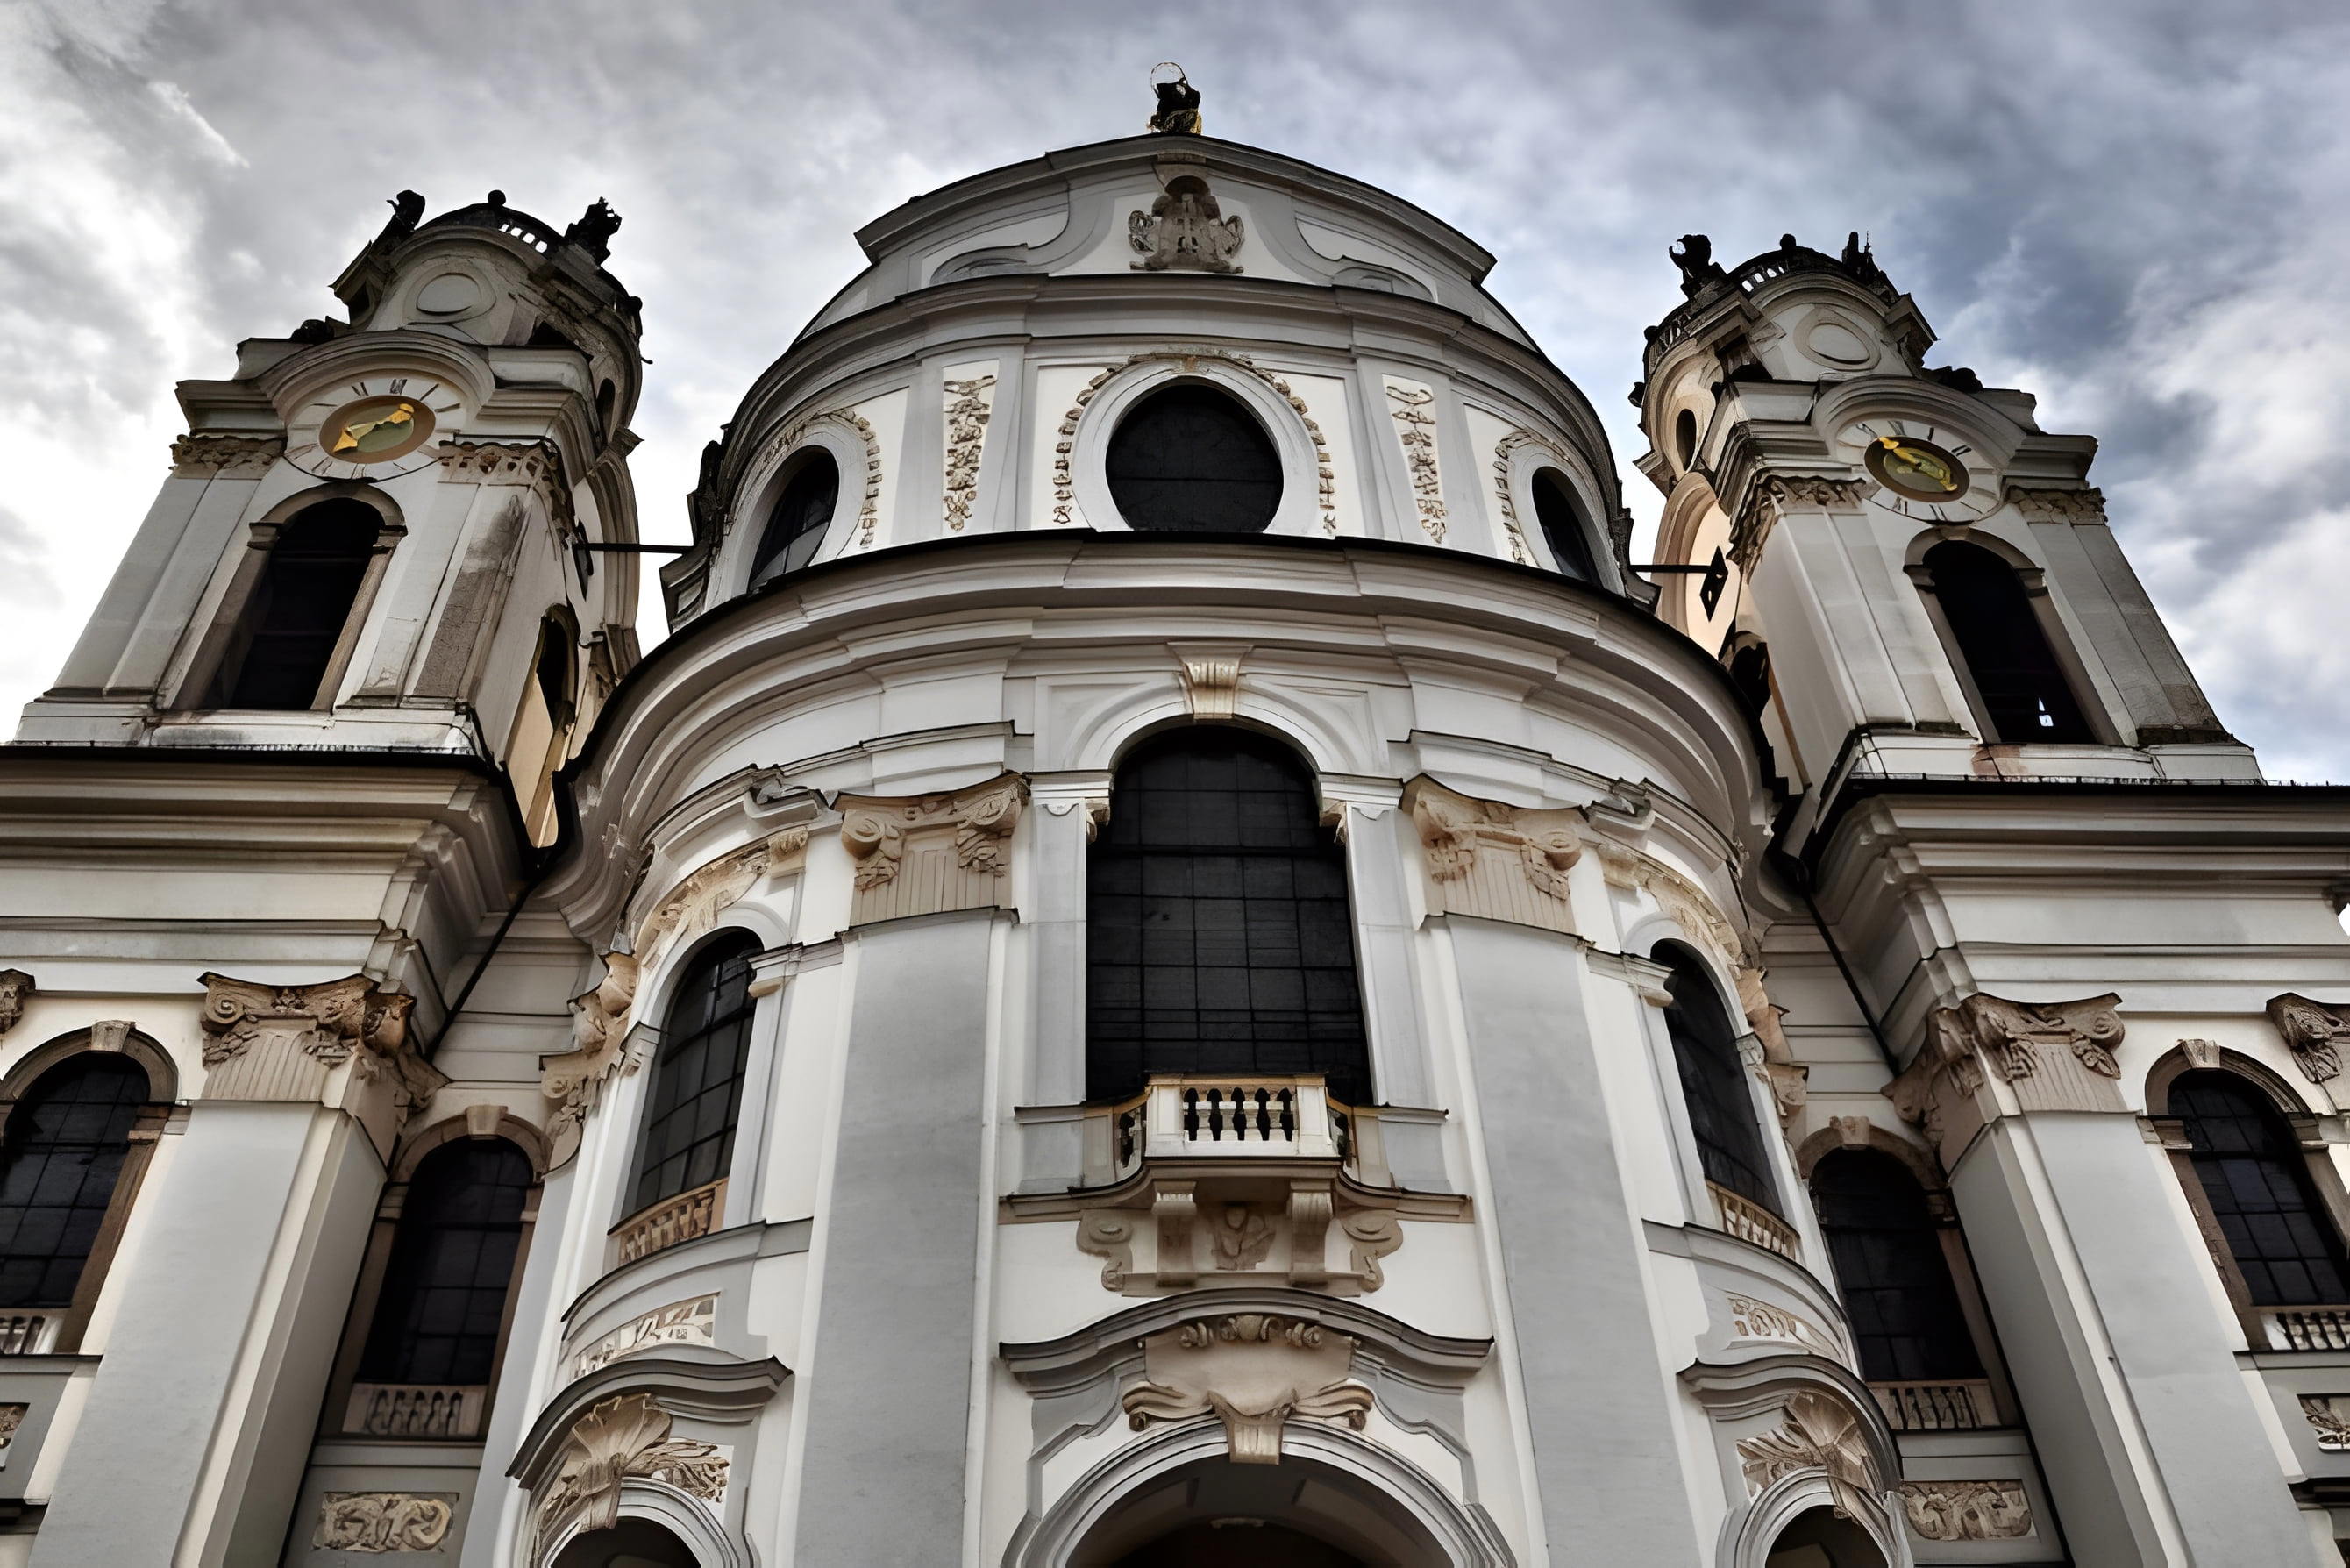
xmin=2260 ymin=1306 xmax=2350 ymax=1351
xmin=0 ymin=1315 xmax=57 ymax=1356
xmin=344 ymin=1381 xmax=488 ymax=1440
xmin=1709 ymin=1181 xmax=1800 ymax=1260
xmin=1870 ymin=1379 xmax=1996 ymax=1432
xmin=611 ymin=1178 xmax=727 ymax=1267
xmin=1103 ymin=1077 xmax=1351 ymax=1180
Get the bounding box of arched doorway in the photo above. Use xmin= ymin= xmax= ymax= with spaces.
xmin=1070 ymin=1453 xmax=1446 ymax=1566
xmin=551 ymin=1516 xmax=699 ymax=1567
xmin=1763 ymin=1504 xmax=1888 ymax=1568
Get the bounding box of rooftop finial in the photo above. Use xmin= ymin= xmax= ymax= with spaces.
xmin=1147 ymin=62 xmax=1202 ymax=136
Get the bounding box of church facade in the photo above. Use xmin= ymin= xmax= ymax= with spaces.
xmin=3 ymin=114 xmax=2350 ymax=1567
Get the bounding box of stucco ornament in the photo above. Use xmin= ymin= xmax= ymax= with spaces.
xmin=1736 ymin=967 xmax=1807 ymax=1122
xmin=1891 ymin=991 xmax=2126 ymax=1151
xmin=941 ymin=374 xmax=994 ymax=531
xmin=2267 ymin=994 xmax=2350 ymax=1084
xmin=0 ymin=970 xmax=31 ymax=1039
xmin=1735 ymin=1389 xmax=1880 ymax=1521
xmin=195 ymin=973 xmax=434 ymax=1155
xmin=2301 ymin=1394 xmax=2350 ymax=1450
xmin=1405 ymin=779 xmax=1584 ymax=934
xmin=1898 ymin=1479 xmax=2033 ymax=1541
xmin=836 ymin=773 xmax=1028 ymax=923
xmin=314 ymin=1493 xmax=456 ymax=1553
xmin=198 ymin=973 xmax=410 ymax=1068
xmin=1120 ymin=1314 xmax=1372 ymax=1464
xmin=1129 ymin=176 xmax=1243 ymax=274
xmin=536 ymin=1393 xmax=727 ymax=1546
xmin=1385 ymin=383 xmax=1447 ymax=540
xmin=541 ymin=953 xmax=640 ymax=1168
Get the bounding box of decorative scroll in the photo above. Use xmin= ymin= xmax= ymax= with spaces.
xmin=1179 ymin=654 xmax=1241 ymax=720
xmin=1735 ymin=1389 xmax=1880 ymax=1521
xmin=1120 ymin=1314 xmax=1372 ymax=1464
xmin=1898 ymin=1479 xmax=2033 ymax=1541
xmin=2267 ymin=994 xmax=2350 ymax=1084
xmin=837 ymin=773 xmax=1026 ymax=923
xmin=1385 ymin=382 xmax=1446 ymax=540
xmin=573 ymin=1295 xmax=719 ymax=1379
xmin=1051 ymin=350 xmax=1336 ymax=533
xmin=535 ymin=1393 xmax=727 ymax=1547
xmin=315 ymin=1493 xmax=457 ymax=1553
xmin=941 ymin=374 xmax=995 ymax=531
xmin=0 ymin=970 xmax=30 ymax=1039
xmin=1737 ymin=966 xmax=1806 ymax=1122
xmin=1405 ymin=778 xmax=1583 ymax=934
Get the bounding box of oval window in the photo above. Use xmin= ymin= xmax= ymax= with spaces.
xmin=1105 ymin=384 xmax=1282 ymax=533
xmin=1674 ymin=408 xmax=1699 ymax=468
xmin=1530 ymin=469 xmax=1599 ymax=582
xmin=750 ymin=451 xmax=841 ymax=584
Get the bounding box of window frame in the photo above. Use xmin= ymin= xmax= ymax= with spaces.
xmin=623 ymin=931 xmax=764 ymax=1223
xmin=1066 ymin=362 xmax=1323 ymax=539
xmin=1906 ymin=534 xmax=2108 ymax=746
xmin=1102 ymin=382 xmax=1285 ymax=536
xmin=0 ymin=1031 xmax=176 ymax=1353
xmin=2146 ymin=1051 xmax=2350 ymax=1344
xmin=748 ymin=446 xmax=846 ymax=588
xmin=1652 ymin=942 xmax=1783 ymax=1219
xmin=173 ymin=487 xmax=404 ymax=713
xmin=1527 ymin=466 xmax=1605 ymax=584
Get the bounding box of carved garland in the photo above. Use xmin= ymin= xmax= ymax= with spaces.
xmin=315 ymin=1493 xmax=457 ymax=1554
xmin=942 ymin=374 xmax=995 ymax=531
xmin=772 ymin=409 xmax=883 ymax=548
xmin=1052 ymin=351 xmax=1337 ymax=534
xmin=1386 ymin=384 xmax=1447 ymax=541
xmin=1488 ymin=431 xmax=1557 ymax=565
xmin=1898 ymin=1479 xmax=2034 ymax=1542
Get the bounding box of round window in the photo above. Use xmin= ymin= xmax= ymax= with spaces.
xmin=1105 ymin=384 xmax=1282 ymax=533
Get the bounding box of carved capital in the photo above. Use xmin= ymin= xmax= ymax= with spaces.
xmin=437 ymin=439 xmax=559 ymax=484
xmin=2267 ymin=994 xmax=2350 ymax=1084
xmin=1404 ymin=777 xmax=1584 ymax=934
xmin=196 ymin=972 xmax=436 ymax=1155
xmin=2003 ymin=484 xmax=2106 ymax=523
xmin=170 ymin=433 xmax=284 ymax=478
xmin=533 ymin=1393 xmax=726 ymax=1548
xmin=1120 ymin=1314 xmax=1371 ymax=1464
xmin=0 ymin=970 xmax=32 ymax=1039
xmin=1892 ymin=992 xmax=2126 ymax=1158
xmin=1732 ymin=474 xmax=1867 ymax=567
xmin=836 ymin=773 xmax=1028 ymax=923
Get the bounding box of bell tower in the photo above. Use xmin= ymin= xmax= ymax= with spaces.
xmin=17 ymin=189 xmax=648 ymax=840
xmin=1633 ymin=233 xmax=2248 ymax=837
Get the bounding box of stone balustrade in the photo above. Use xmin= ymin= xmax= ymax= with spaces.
xmin=611 ymin=1177 xmax=727 ymax=1265
xmin=1710 ymin=1181 xmax=1800 ymax=1260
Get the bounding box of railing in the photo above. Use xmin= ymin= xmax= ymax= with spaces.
xmin=1871 ymin=1379 xmax=1995 ymax=1431
xmin=1091 ymin=1076 xmax=1373 ymax=1185
xmin=0 ymin=1315 xmax=54 ymax=1355
xmin=345 ymin=1382 xmax=487 ymax=1439
xmin=2262 ymin=1306 xmax=2350 ymax=1351
xmin=611 ymin=1178 xmax=726 ymax=1265
xmin=1709 ymin=1182 xmax=1800 ymax=1260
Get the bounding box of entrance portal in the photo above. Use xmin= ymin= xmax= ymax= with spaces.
xmin=1072 ymin=1453 xmax=1445 ymax=1566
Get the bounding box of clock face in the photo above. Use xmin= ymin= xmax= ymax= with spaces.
xmin=287 ymin=376 xmax=461 ymax=478
xmin=1838 ymin=419 xmax=1999 ymax=522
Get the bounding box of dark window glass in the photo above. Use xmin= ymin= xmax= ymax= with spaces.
xmin=214 ymin=500 xmax=380 ymax=709
xmin=1086 ymin=728 xmax=1370 ymax=1104
xmin=1105 ymin=385 xmax=1282 ymax=534
xmin=2172 ymin=1071 xmax=2350 ymax=1306
xmin=1657 ymin=946 xmax=1777 ymax=1213
xmin=630 ymin=934 xmax=760 ymax=1213
xmin=359 ymin=1139 xmax=534 ymax=1386
xmin=1674 ymin=408 xmax=1698 ymax=467
xmin=1925 ymin=541 xmax=2093 ymax=744
xmin=751 ymin=453 xmax=841 ymax=584
xmin=1812 ymin=1150 xmax=1983 ymax=1381
xmin=1531 ymin=469 xmax=1599 ymax=582
xmin=534 ymin=618 xmax=575 ymax=724
xmin=0 ymin=1055 xmax=147 ymax=1309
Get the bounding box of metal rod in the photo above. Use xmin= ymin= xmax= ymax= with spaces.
xmin=580 ymin=542 xmax=694 ymax=554
xmin=1629 ymin=564 xmax=1714 ymax=573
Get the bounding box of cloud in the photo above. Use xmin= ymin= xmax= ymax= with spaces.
xmin=4 ymin=0 xmax=2348 ymax=776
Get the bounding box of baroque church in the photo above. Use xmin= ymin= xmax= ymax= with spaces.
xmin=4 ymin=81 xmax=2350 ymax=1566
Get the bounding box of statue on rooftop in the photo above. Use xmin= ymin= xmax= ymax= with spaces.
xmin=566 ymin=198 xmax=623 ymax=263
xmin=1147 ymin=63 xmax=1203 ymax=135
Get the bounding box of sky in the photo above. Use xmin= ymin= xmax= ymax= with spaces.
xmin=6 ymin=0 xmax=2350 ymax=777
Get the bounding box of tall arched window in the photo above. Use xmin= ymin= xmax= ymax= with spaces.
xmin=630 ymin=933 xmax=761 ymax=1215
xmin=1656 ymin=944 xmax=1778 ymax=1214
xmin=2169 ymin=1071 xmax=2350 ymax=1306
xmin=1530 ymin=468 xmax=1599 ymax=582
xmin=1922 ymin=541 xmax=2093 ymax=744
xmin=1811 ymin=1149 xmax=1983 ymax=1382
xmin=1086 ymin=729 xmax=1370 ymax=1104
xmin=1105 ymin=385 xmax=1282 ymax=533
xmin=358 ymin=1138 xmax=535 ymax=1387
xmin=208 ymin=498 xmax=381 ymax=709
xmin=0 ymin=1055 xmax=149 ymax=1310
xmin=750 ymin=451 xmax=841 ymax=585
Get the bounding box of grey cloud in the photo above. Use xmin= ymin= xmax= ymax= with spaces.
xmin=5 ymin=0 xmax=2348 ymax=776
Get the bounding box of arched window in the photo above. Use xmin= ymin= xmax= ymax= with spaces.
xmin=2169 ymin=1071 xmax=2350 ymax=1306
xmin=750 ymin=451 xmax=841 ymax=585
xmin=1530 ymin=468 xmax=1599 ymax=582
xmin=1922 ymin=541 xmax=2093 ymax=744
xmin=0 ymin=1055 xmax=149 ymax=1310
xmin=630 ymin=934 xmax=761 ymax=1215
xmin=1086 ymin=729 xmax=1369 ymax=1105
xmin=357 ymin=1138 xmax=535 ymax=1387
xmin=1811 ymin=1149 xmax=1983 ymax=1381
xmin=1656 ymin=944 xmax=1778 ymax=1214
xmin=1674 ymin=408 xmax=1699 ymax=468
xmin=1105 ymin=384 xmax=1282 ymax=533
xmin=208 ymin=498 xmax=381 ymax=709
